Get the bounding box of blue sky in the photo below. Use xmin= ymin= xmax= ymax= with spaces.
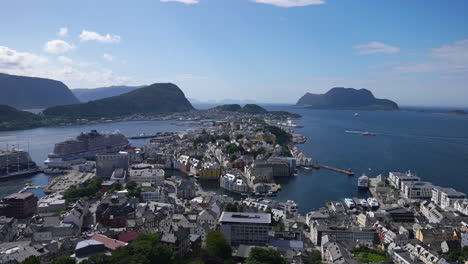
xmin=1 ymin=0 xmax=467 ymax=106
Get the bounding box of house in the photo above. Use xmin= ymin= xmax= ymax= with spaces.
xmin=177 ymin=180 xmax=196 ymax=200
xmin=91 ymin=234 xmax=128 ymax=251
xmin=415 ymin=228 xmax=456 ymax=244
xmin=74 ymin=240 xmax=108 ymax=262
xmin=197 ymin=209 xmax=218 ymax=229
xmin=160 ymin=227 xmax=191 ymax=255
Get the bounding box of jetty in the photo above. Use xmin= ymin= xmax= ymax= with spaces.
xmin=313 ymin=164 xmax=354 ymax=176
xmin=19 ymin=184 xmax=46 ymax=193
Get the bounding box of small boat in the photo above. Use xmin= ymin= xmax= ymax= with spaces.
xmin=266 ymin=191 xmax=277 ymax=197
xmin=344 ymin=198 xmax=356 ymax=209
xmin=367 ymin=197 xmax=379 ymax=209
xmin=359 ymin=198 xmax=368 ymax=208
xmin=354 ymin=113 xmax=359 ymax=117
xmin=362 ymin=132 xmax=377 ymax=136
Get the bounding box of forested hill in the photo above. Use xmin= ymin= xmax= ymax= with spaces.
xmin=0 ymin=73 xmax=79 ymax=109
xmin=43 ymin=83 xmax=194 ymax=118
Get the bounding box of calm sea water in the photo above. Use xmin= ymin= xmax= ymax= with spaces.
xmin=1 ymin=106 xmax=468 ymax=214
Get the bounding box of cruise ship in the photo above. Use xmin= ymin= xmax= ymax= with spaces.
xmin=45 ymin=130 xmax=129 ymax=168
xmin=357 ymin=174 xmax=369 ymax=190
xmin=0 ymin=148 xmax=38 ymax=179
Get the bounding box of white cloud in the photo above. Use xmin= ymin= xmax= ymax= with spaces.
xmin=58 ymin=55 xmax=73 ymax=64
xmin=393 ymin=39 xmax=468 ymax=73
xmin=353 ymin=42 xmax=400 ymax=55
xmin=250 ymin=0 xmax=324 ymax=7
xmin=102 ymin=53 xmax=115 ymax=62
xmin=44 ymin=39 xmax=76 ymax=54
xmin=160 ymin=0 xmax=199 ymax=4
xmin=58 ymin=27 xmax=68 ymax=37
xmin=79 ymin=30 xmax=121 ymax=43
xmin=0 ymin=46 xmax=48 ymax=71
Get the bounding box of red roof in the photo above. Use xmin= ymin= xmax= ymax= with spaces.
xmin=118 ymin=231 xmax=139 ymax=243
xmin=91 ymin=234 xmax=128 ymax=250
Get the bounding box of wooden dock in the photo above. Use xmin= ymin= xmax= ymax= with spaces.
xmin=312 ymin=164 xmax=354 ymax=176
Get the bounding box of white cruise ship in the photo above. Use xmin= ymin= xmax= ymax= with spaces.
xmin=358 ymin=174 xmax=369 ymax=190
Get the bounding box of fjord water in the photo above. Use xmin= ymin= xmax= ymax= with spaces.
xmin=268 ymin=106 xmax=468 ymax=212
xmin=1 ymin=107 xmax=468 ymax=213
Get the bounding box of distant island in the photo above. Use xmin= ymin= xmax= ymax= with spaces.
xmin=72 ymin=85 xmax=145 ymax=102
xmin=0 ymin=73 xmax=79 ymax=109
xmin=296 ymin=87 xmax=399 ymax=110
xmin=212 ymin=104 xmax=301 ymax=118
xmin=43 ymin=83 xmax=194 ymax=118
xmin=444 ymin=110 xmax=467 ymax=115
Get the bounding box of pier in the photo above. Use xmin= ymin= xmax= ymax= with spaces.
xmin=312 ymin=164 xmax=354 ymax=176
xmin=19 ymin=185 xmax=46 ymax=193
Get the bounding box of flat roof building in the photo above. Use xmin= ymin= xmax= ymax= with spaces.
xmin=219 ymin=212 xmax=271 ymax=246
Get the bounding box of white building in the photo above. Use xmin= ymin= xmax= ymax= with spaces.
xmin=402 ymin=181 xmax=434 ymax=199
xmin=37 ymin=194 xmax=66 ymax=213
xmin=431 ymin=187 xmax=466 ymax=210
xmin=389 ymin=171 xmax=420 ymax=192
xmin=220 ymin=173 xmax=249 ymax=194
xmin=454 ymin=199 xmax=468 ymax=215
xmin=128 ymin=165 xmax=165 ymax=186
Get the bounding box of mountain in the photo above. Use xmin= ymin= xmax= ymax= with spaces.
xmin=296 ymin=87 xmax=399 ymax=110
xmin=0 ymin=104 xmax=44 ymax=131
xmin=213 ymin=104 xmax=242 ymax=112
xmin=239 ymin=104 xmax=268 ymax=114
xmin=43 ymin=83 xmax=194 ymax=118
xmin=72 ymin=85 xmax=145 ymax=102
xmin=0 ymin=73 xmax=79 ymax=109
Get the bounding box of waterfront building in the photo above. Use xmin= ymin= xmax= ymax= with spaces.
xmin=401 ymin=181 xmax=434 ymax=199
xmin=196 ymin=162 xmax=223 ymax=180
xmin=220 ymin=173 xmax=249 ymax=194
xmin=389 ymin=171 xmax=420 ymax=192
xmin=245 ymin=160 xmax=274 ymax=184
xmin=219 ymin=212 xmax=271 ymax=246
xmin=0 ymin=192 xmax=38 ymax=218
xmin=431 ymin=186 xmax=466 ymax=209
xmin=96 ymin=151 xmax=129 ymax=179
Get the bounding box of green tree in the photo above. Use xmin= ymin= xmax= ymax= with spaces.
xmin=51 ymin=256 xmax=76 ymax=264
xmin=80 ymin=254 xmax=112 ymax=264
xmin=308 ymin=249 xmax=322 ymax=264
xmin=126 ymin=181 xmax=137 ymax=190
xmin=245 ymin=247 xmax=286 ymax=264
xmin=21 ymin=256 xmax=41 ymax=264
xmin=205 ymin=231 xmax=232 ymax=259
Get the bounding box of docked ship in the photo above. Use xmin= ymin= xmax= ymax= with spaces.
xmin=367 ymin=197 xmax=379 ymax=210
xmin=357 ymin=174 xmax=369 ymax=190
xmin=344 ymin=198 xmax=356 ymax=209
xmin=0 ymin=148 xmax=38 ymax=179
xmin=45 ymin=130 xmax=129 ymax=168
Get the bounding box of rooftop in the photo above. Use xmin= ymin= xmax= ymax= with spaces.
xmin=219 ymin=211 xmax=271 ymax=224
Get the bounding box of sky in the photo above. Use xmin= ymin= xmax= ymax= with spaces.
xmin=0 ymin=0 xmax=467 ymax=106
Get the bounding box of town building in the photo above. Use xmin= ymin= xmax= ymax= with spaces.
xmin=0 ymin=192 xmax=38 ymax=218
xmin=128 ymin=164 xmax=164 ymax=186
xmin=431 ymin=186 xmax=466 ymax=210
xmin=219 ymin=212 xmax=271 ymax=246
xmin=389 ymin=171 xmax=420 ymax=191
xmin=96 ymin=152 xmax=129 ymax=179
